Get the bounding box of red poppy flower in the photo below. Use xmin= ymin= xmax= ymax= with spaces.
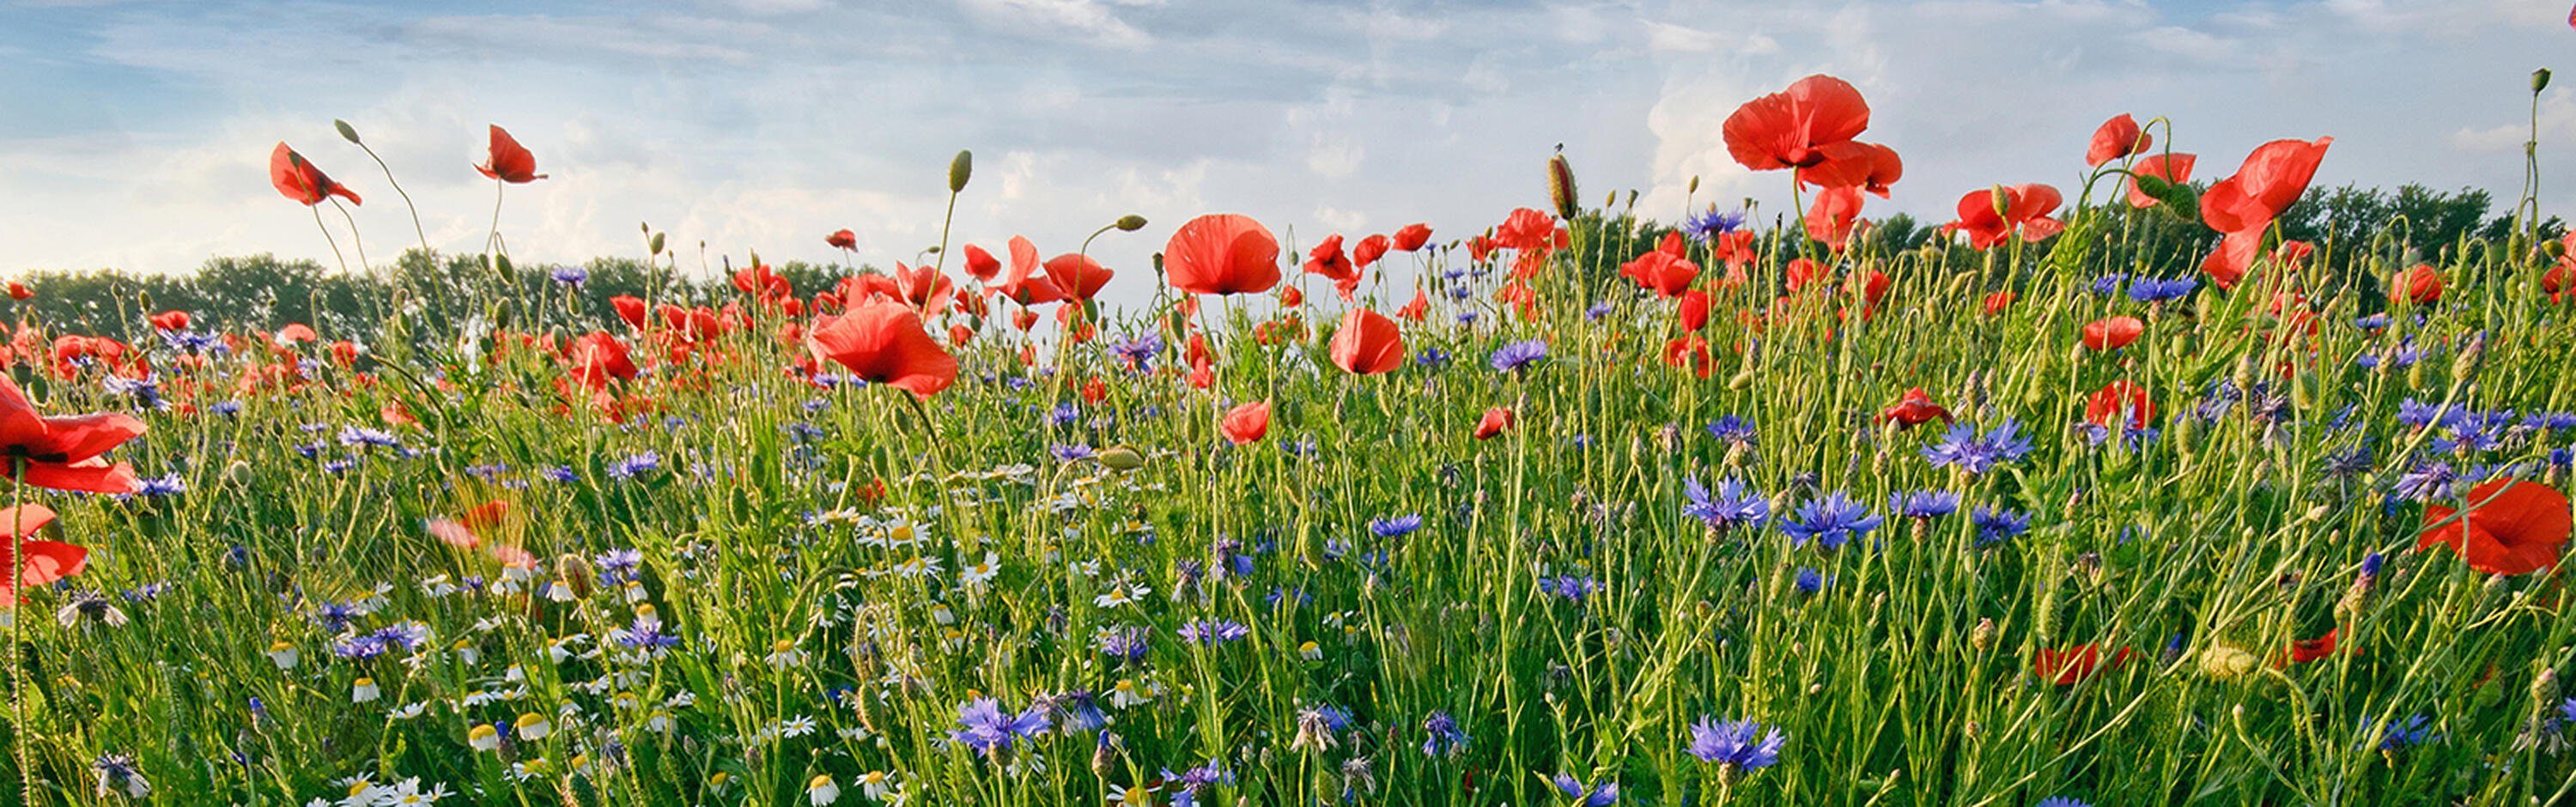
xmin=1473 ymin=407 xmax=1515 ymax=440
xmin=1353 ymin=234 xmax=1392 ymax=270
xmin=2086 ymin=113 xmax=2149 ymax=167
xmin=1392 ymin=222 xmax=1433 ymax=252
xmin=828 ymin=229 xmax=859 ymax=251
xmin=1662 ymin=334 xmax=1713 ymax=378
xmin=5 ymin=283 xmax=27 ymax=301
xmin=1279 ymin=286 xmax=1304 ymax=307
xmin=2085 ymin=379 xmax=2154 ymax=430
xmin=0 ymin=504 xmax=85 ymax=605
xmin=888 ymin=263 xmax=957 ymax=313
xmin=2200 ymin=230 xmax=2263 ymax=290
xmin=1164 ymin=214 xmax=1281 ymax=296
xmin=1803 ymin=185 xmax=1865 ymax=251
xmin=2081 ymin=316 xmax=2145 ymax=351
xmin=1328 ymin=308 xmax=1404 ymax=376
xmin=805 ymin=299 xmax=959 ymax=399
xmin=149 ymin=311 xmax=191 ymax=331
xmin=2124 ymin=153 xmax=2196 ymax=209
xmin=1467 ymin=234 xmax=1499 ymax=263
xmin=2281 ymin=628 xmax=2342 ymax=665
xmin=2390 ymin=264 xmax=2443 ymax=305
xmin=1722 ymin=74 xmax=1872 ymax=173
xmin=1949 ymin=185 xmax=2064 ymax=250
xmin=1044 ymin=254 xmax=1113 ymax=302
xmin=1679 ymin=290 xmax=1711 ymax=331
xmin=566 ymin=332 xmax=636 ymax=391
xmin=2417 ymin=479 xmax=2572 ymax=576
xmin=1784 ymin=258 xmax=1829 ymax=294
xmin=1619 ymin=232 xmax=1699 ymax=298
xmin=1220 ymin=400 xmax=1271 ymax=446
xmin=994 ymin=236 xmax=1064 ymax=306
xmin=2201 ymin=137 xmax=2333 ymax=235
xmin=1398 ymin=286 xmax=1430 ymax=322
xmin=1493 ymin=208 xmax=1563 ymax=252
xmin=474 ymin=124 xmax=548 ymax=184
xmin=0 ymin=374 xmax=145 ymax=494
xmin=269 ymin=143 xmax=361 ymax=206
xmin=1799 ymin=142 xmax=1903 ymax=197
xmin=2032 ymin=643 xmax=2135 ymax=685
xmin=611 ymin=296 xmax=648 ymax=331
xmin=1880 ymin=387 xmax=1952 ymax=427
xmin=1982 ymin=291 xmax=2016 ymax=316
xmin=962 ymin=244 xmax=1001 ymax=282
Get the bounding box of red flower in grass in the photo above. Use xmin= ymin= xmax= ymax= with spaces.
xmin=0 ymin=504 xmax=85 ymax=606
xmin=474 ymin=124 xmax=548 ymax=183
xmin=1164 ymin=214 xmax=1281 ymax=296
xmin=611 ymin=295 xmax=648 ymax=330
xmin=2032 ymin=644 xmax=2135 ymax=685
xmin=1328 ymin=308 xmax=1405 ymax=376
xmin=1493 ymin=208 xmax=1564 ymax=252
xmin=1982 ymin=291 xmax=2016 ymax=316
xmin=2201 ymin=230 xmax=2264 ymax=290
xmin=2086 ymin=113 xmax=2149 ymax=167
xmin=2201 ymin=137 xmax=2331 ymax=237
xmin=2390 ymin=264 xmax=2444 ymax=306
xmin=1619 ymin=232 xmax=1699 ymax=298
xmin=2281 ymin=628 xmax=2345 ymax=666
xmin=270 ymin=143 xmax=361 ymax=206
xmin=0 ymin=375 xmax=144 ymax=494
xmin=962 ymin=243 xmax=1001 ymax=282
xmin=2124 ymin=153 xmax=2195 ymax=209
xmin=5 ymin=283 xmax=27 ymax=301
xmin=805 ymin=299 xmax=958 ymax=399
xmin=1352 ymin=234 xmax=1392 ymax=270
xmin=828 ymin=229 xmax=859 ymax=251
xmin=1045 ymin=253 xmax=1113 ymax=303
xmin=1722 ymin=75 xmax=1873 ymax=173
xmin=565 ymin=332 xmax=636 ymax=391
xmin=2085 ymin=380 xmax=2154 ymax=430
xmin=2417 ymin=479 xmax=2572 ymax=576
xmin=1392 ymin=222 xmax=1433 ymax=252
xmin=1805 ymin=185 xmax=1866 ymax=251
xmin=2081 ymin=316 xmax=2144 ymax=351
xmin=1220 ymin=400 xmax=1271 ymax=446
xmin=1949 ymin=185 xmax=2063 ymax=250
xmin=149 ymin=311 xmax=191 ymax=331
xmin=1398 ymin=286 xmax=1431 ymax=322
xmin=428 ymin=501 xmax=512 ymax=549
xmin=994 ymin=236 xmax=1063 ymax=306
xmin=1879 ymin=387 xmax=1952 ymax=428
xmin=1473 ymin=407 xmax=1515 ymax=440
xmin=1662 ymin=335 xmax=1713 ymax=378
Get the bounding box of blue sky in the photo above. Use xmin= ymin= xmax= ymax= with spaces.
xmin=1 ymin=0 xmax=2567 ymax=306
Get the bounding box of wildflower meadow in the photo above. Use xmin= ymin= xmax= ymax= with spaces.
xmin=9 ymin=43 xmax=2576 ymax=807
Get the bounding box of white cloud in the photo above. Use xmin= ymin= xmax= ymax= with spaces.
xmin=955 ymin=0 xmax=1151 ymax=49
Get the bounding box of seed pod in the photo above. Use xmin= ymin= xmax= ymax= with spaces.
xmin=334 ymin=119 xmax=361 ymax=144
xmin=1687 ymin=175 xmax=1700 ymax=194
xmin=2537 ymin=68 xmax=2555 ymax=94
xmin=556 ymin=554 xmax=597 ymax=598
xmin=1115 ymin=215 xmax=1148 ymax=232
xmin=1548 ymin=152 xmax=1580 ymax=221
xmin=1097 ymin=446 xmax=1145 ymax=470
xmin=649 ymin=232 xmax=665 ymax=256
xmin=948 ymin=149 xmax=973 ymax=193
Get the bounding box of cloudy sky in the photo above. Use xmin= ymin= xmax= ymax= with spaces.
xmin=1 ymin=0 xmax=2568 ymax=306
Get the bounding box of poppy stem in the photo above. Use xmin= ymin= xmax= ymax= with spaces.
xmin=331 ymin=198 xmax=370 ymax=276
xmin=311 ymin=203 xmax=351 ymax=276
xmin=8 ymin=458 xmax=28 ymax=807
xmin=351 ymin=139 xmax=432 ymax=260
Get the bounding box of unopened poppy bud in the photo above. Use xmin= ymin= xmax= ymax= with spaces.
xmin=1625 ymin=189 xmax=1639 ymax=209
xmin=1115 ymin=214 xmax=1147 ymax=232
xmin=1687 ymin=175 xmax=1700 ymax=194
xmin=225 ymin=460 xmax=252 ymax=487
xmin=2537 ymin=68 xmax=2554 ymax=94
xmin=2544 ymin=238 xmax=2567 ymax=259
xmin=556 ymin=554 xmax=596 ymax=598
xmin=1097 ymin=446 xmax=1145 ymax=470
xmin=1990 ymin=185 xmax=2013 ymax=220
xmin=334 ymin=119 xmax=361 ymax=144
xmin=1548 ymin=152 xmax=1580 ymax=221
xmin=2534 ymin=667 xmax=2559 ymax=709
xmin=948 ymin=149 xmax=972 ymax=193
xmin=649 ymin=232 xmax=665 ymax=256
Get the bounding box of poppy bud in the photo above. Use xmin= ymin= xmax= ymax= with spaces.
xmin=335 ymin=119 xmax=362 ymax=144
xmin=1115 ymin=214 xmax=1148 ymax=232
xmin=2545 ymin=238 xmax=2566 ymax=258
xmin=1625 ymin=189 xmax=1639 ymax=209
xmin=225 ymin=460 xmax=253 ymax=488
xmin=1097 ymin=446 xmax=1145 ymax=470
xmin=1547 ymin=153 xmax=1580 ymax=221
xmin=2537 ymin=68 xmax=2554 ymax=94
xmin=949 ymin=149 xmax=973 ymax=193
xmin=1687 ymin=175 xmax=1700 ymax=195
xmin=1990 ymin=185 xmax=2013 ymax=220
xmin=556 ymin=554 xmax=596 ymax=598
xmin=650 ymin=232 xmax=665 ymax=256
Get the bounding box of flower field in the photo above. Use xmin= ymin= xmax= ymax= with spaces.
xmin=8 ymin=72 xmax=2576 ymax=806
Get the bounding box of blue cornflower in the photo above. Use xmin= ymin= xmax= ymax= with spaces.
xmin=1416 ymin=347 xmax=1452 ymax=367
xmin=1680 ymin=207 xmax=1748 ymax=243
xmin=594 ymin=549 xmax=642 ymax=582
xmin=2361 ymin=713 xmax=2434 ymax=750
xmin=2396 ymin=398 xmax=2445 ymax=430
xmin=2321 ymin=446 xmax=2373 ymax=479
xmin=541 ymin=465 xmax=580 ymax=483
xmin=2355 ymin=312 xmax=2391 ymax=331
xmin=1888 ymin=489 xmax=1959 ymax=520
xmin=550 ymin=266 xmax=589 ymax=287
xmin=1421 ymin=711 xmax=1471 ymax=757
xmin=1176 ymin=618 xmax=1249 ymax=646
xmin=1971 ymin=507 xmax=2031 ymax=548
xmin=1686 ymin=717 xmax=1785 ymax=771
xmin=210 ymin=400 xmax=243 ymax=417
xmin=1109 ymin=333 xmax=1164 ymax=371
xmin=2090 ymin=273 xmax=2128 ymax=297
xmin=2035 ymin=799 xmax=2093 ymax=807
xmin=950 ymin=697 xmax=1050 ymax=759
xmin=1777 ymin=493 xmax=1882 ymax=549
xmin=1584 ymin=300 xmax=1615 ymax=321
xmin=1705 ymin=415 xmax=1758 ymax=447
xmin=1539 ymin=573 xmax=1601 ymax=603
xmin=337 ymin=426 xmax=401 ymax=449
xmin=613 ymin=615 xmax=681 ymax=651
xmin=1683 ymin=477 xmax=1769 ymax=531
xmin=134 ymin=473 xmax=185 ymax=497
xmin=1921 ymin=419 xmax=2034 ymax=475
xmin=1370 ymin=514 xmax=1424 ymax=538
xmin=607 ymin=452 xmax=662 ymax=480
xmin=1489 ymin=340 xmax=1549 ymax=373
xmin=1046 ymin=403 xmax=1081 ymax=428
xmin=2126 ymin=276 xmax=2196 ymax=304
xmin=1040 ymin=690 xmax=1108 ymax=733
xmin=1792 ymin=567 xmax=1825 ymax=594
xmin=1094 ymin=625 xmax=1151 ymax=663
xmin=1050 ymin=444 xmax=1097 ymax=462
xmin=1550 ymin=774 xmax=1620 ymax=805
xmin=2391 ymin=462 xmax=2458 ymax=501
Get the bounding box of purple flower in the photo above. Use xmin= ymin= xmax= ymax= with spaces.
xmin=1551 ymin=774 xmax=1619 ymax=805
xmin=1683 ymin=477 xmax=1768 ymax=531
xmin=1489 ymin=340 xmax=1549 ymax=373
xmin=1176 ymin=618 xmax=1249 ymax=646
xmin=1888 ymin=489 xmax=1959 ymax=520
xmin=1971 ymin=507 xmax=2031 ymax=548
xmin=1776 ymin=493 xmax=1882 ymax=549
xmin=1921 ymin=419 xmax=2033 ymax=475
xmin=1370 ymin=514 xmax=1423 ymax=538
xmin=950 ymin=697 xmax=1050 ymax=758
xmin=1420 ymin=711 xmax=1470 ymax=757
xmin=1686 ymin=716 xmax=1785 ymax=771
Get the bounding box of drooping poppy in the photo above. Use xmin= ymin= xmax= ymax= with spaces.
xmin=1618 ymin=232 xmax=1699 ymax=298
xmin=2390 ymin=264 xmax=2444 ymax=306
xmin=2081 ymin=316 xmax=2145 ymax=351
xmin=1805 ymin=185 xmax=1865 ymax=249
xmin=805 ymin=299 xmax=959 ymax=399
xmin=2085 ymin=379 xmax=2154 ymax=430
xmin=2417 ymin=479 xmax=2572 ymax=576
xmin=2201 ymin=230 xmax=2264 ymax=290
xmin=1328 ymin=308 xmax=1404 ymax=376
xmin=1352 ymin=234 xmax=1392 ymax=270
xmin=1044 ymin=253 xmax=1113 ymax=302
xmin=1679 ymin=290 xmax=1710 ymax=331
xmin=149 ymin=311 xmax=191 ymax=331
xmin=961 ymin=244 xmax=1001 ymax=282
xmin=0 ymin=374 xmax=145 ymax=494
xmin=2124 ymin=153 xmax=2196 ymax=209
xmin=1392 ymin=222 xmax=1433 ymax=252
xmin=0 ymin=504 xmax=86 ymax=605
xmin=1473 ymin=407 xmax=1515 ymax=440
xmin=828 ymin=229 xmax=860 ymax=251
xmin=1949 ymin=185 xmax=2064 ymax=250
xmin=2086 ymin=113 xmax=2149 ymax=167
xmin=611 ymin=295 xmax=648 ymax=330
xmin=1880 ymin=388 xmax=1952 ymax=427
xmin=565 ymin=332 xmax=636 ymax=391
xmin=1722 ymin=75 xmax=1872 ymax=173
xmin=2200 ymin=137 xmax=2333 ymax=236
xmin=269 ymin=143 xmax=361 ymax=206
xmin=2281 ymin=628 xmax=2343 ymax=666
xmin=993 ymin=236 xmax=1063 ymax=306
xmin=474 ymin=124 xmax=548 ymax=184
xmin=1163 ymin=214 xmax=1282 ymax=296
xmin=1799 ymin=141 xmax=1903 ymax=197
xmin=1220 ymin=400 xmax=1271 ymax=446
